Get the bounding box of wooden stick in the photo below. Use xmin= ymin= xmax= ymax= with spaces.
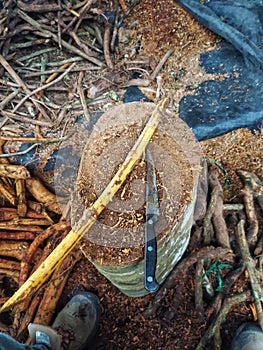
xmin=25 ymin=178 xmax=61 ymax=214
xmin=209 ymin=168 xmax=230 ymax=248
xmin=236 ymin=219 xmax=263 ymax=329
xmin=13 ymin=229 xmax=68 ymax=330
xmin=0 ymin=111 xmax=51 ymax=127
xmin=0 ymin=231 xmax=37 ymax=240
xmin=0 ymin=207 xmax=51 ymax=221
xmin=0 ymin=218 xmax=50 ymax=228
xmin=202 ymin=189 xmax=216 ymax=245
xmin=15 ymin=294 xmax=42 ymax=339
xmin=0 ymin=259 xmax=21 ymax=272
xmin=16 ymin=179 xmax=27 ymax=217
xmin=77 ymin=71 xmax=90 ymax=123
xmin=0 ymin=241 xmax=29 ymax=261
xmin=0 ymin=98 xmax=169 ymax=312
xmin=242 ymin=184 xmax=259 ymax=249
xmin=13 ymin=63 xmax=76 ymax=113
xmin=0 ymin=179 xmax=17 ymax=206
xmin=195 ymin=259 xmax=204 ymax=314
xmin=103 ymin=23 xmax=114 ymax=69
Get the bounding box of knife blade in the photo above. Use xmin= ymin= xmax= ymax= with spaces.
xmin=144 ymin=149 xmax=159 ymax=292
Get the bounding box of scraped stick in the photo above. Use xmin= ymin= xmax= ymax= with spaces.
xmin=0 ymin=98 xmax=169 ymax=312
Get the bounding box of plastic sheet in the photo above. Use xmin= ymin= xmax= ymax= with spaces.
xmin=177 ymin=0 xmax=263 ymax=140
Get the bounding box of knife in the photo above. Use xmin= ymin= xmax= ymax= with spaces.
xmin=144 ymin=149 xmax=160 ymax=292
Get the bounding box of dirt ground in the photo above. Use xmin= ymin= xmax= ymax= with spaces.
xmin=0 ymin=1 xmax=262 ymax=349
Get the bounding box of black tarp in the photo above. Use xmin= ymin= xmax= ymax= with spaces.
xmin=176 ymin=0 xmax=263 ymax=140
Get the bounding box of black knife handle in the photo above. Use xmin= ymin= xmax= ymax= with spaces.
xmin=144 ymin=218 xmax=159 ymax=292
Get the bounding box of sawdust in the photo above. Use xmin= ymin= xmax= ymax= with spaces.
xmin=201 ymin=128 xmax=263 ymax=202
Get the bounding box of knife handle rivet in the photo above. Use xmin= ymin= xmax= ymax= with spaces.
xmin=148 ymin=219 xmax=153 ymax=225
xmin=147 ymin=276 xmax=153 ymax=282
xmin=147 ymin=246 xmax=153 ymax=252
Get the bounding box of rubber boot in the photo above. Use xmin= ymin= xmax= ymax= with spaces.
xmin=231 ymin=322 xmax=263 ymax=350
xmin=29 ymin=292 xmax=100 ymax=350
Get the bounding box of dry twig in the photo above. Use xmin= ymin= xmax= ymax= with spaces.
xmin=0 ymin=54 xmax=51 ymax=122
xmin=18 ymin=10 xmax=105 ymax=67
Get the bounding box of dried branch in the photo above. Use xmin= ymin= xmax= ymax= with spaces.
xmin=236 ymin=219 xmax=263 ymax=329
xmin=0 ymin=241 xmax=29 ymax=261
xmin=0 ymin=218 xmax=49 ymax=229
xmin=0 ymin=231 xmax=36 ymax=240
xmin=208 ymin=168 xmax=230 ymax=248
xmin=103 ymin=22 xmax=114 ymax=69
xmin=17 ymin=0 xmax=61 ymax=12
xmin=202 ymin=190 xmax=216 ymax=245
xmin=0 ymin=179 xmax=17 ymax=206
xmin=0 ymin=89 xmax=20 ymax=109
xmin=77 ymin=71 xmax=91 ymax=123
xmin=241 ymin=184 xmax=259 ymax=249
xmin=0 ymin=110 xmax=51 ymax=127
xmin=125 ymin=49 xmax=174 ymax=87
xmin=14 ymin=294 xmax=42 ymax=339
xmin=150 ymin=48 xmax=174 ymax=81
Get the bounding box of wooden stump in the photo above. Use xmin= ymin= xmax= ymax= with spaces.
xmin=76 ymin=102 xmax=201 ymax=296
